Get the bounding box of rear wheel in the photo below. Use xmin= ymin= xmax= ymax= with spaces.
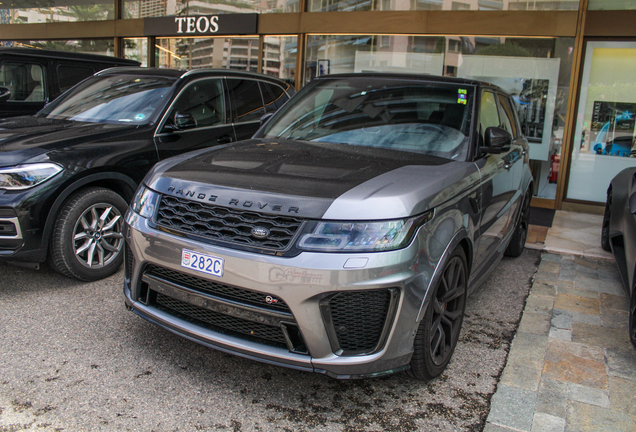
xmin=408 ymin=247 xmax=467 ymax=381
xmin=505 ymin=188 xmax=531 ymax=258
xmin=629 ymin=289 xmax=636 ymax=348
xmin=48 ymin=187 xmax=127 ymax=281
xmin=601 ymin=190 xmax=612 ymax=252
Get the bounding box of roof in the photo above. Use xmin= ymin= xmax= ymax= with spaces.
xmin=0 ymin=47 xmax=140 ymax=65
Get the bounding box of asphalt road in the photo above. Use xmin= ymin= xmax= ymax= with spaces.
xmin=0 ymin=249 xmax=540 ymax=432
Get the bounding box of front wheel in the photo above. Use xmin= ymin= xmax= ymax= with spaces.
xmin=601 ymin=190 xmax=612 ymax=252
xmin=408 ymin=247 xmax=467 ymax=381
xmin=505 ymin=188 xmax=531 ymax=258
xmin=629 ymin=289 xmax=636 ymax=348
xmin=48 ymin=187 xmax=127 ymax=281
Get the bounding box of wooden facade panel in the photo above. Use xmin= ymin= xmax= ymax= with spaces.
xmin=258 ymin=13 xmax=301 ymax=35
xmin=0 ymin=21 xmax=117 ymax=41
xmin=585 ymin=11 xmax=636 ymax=37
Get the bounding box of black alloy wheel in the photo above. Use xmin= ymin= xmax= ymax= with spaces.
xmin=505 ymin=188 xmax=531 ymax=258
xmin=49 ymin=187 xmax=127 ymax=281
xmin=408 ymin=247 xmax=467 ymax=381
xmin=601 ymin=189 xmax=612 ymax=252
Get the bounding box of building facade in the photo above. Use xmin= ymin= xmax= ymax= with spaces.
xmin=0 ymin=0 xmax=635 ymax=212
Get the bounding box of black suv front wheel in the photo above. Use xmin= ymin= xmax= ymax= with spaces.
xmin=49 ymin=187 xmax=127 ymax=281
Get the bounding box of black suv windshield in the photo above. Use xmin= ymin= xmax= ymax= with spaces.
xmin=261 ymin=78 xmax=475 ymax=160
xmin=38 ymin=75 xmax=176 ymax=124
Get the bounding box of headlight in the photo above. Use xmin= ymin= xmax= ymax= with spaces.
xmin=131 ymin=186 xmax=160 ymax=219
xmin=297 ymin=211 xmax=433 ymax=252
xmin=0 ymin=163 xmax=63 ymax=190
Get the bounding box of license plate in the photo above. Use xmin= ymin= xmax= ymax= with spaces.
xmin=181 ymin=249 xmax=224 ymax=278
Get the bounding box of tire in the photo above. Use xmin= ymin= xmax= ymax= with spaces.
xmin=408 ymin=247 xmax=467 ymax=381
xmin=629 ymin=289 xmax=636 ymax=348
xmin=48 ymin=187 xmax=127 ymax=281
xmin=505 ymin=188 xmax=531 ymax=258
xmin=601 ymin=190 xmax=612 ymax=252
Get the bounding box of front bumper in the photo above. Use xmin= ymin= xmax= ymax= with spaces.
xmin=124 ymin=212 xmax=440 ymax=378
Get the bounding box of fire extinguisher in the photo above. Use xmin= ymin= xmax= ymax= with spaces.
xmin=549 ymin=153 xmax=560 ymax=183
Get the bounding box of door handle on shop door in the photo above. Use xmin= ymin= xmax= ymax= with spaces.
xmin=217 ymin=134 xmax=233 ymax=144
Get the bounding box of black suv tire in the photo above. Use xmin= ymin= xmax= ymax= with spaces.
xmin=48 ymin=187 xmax=127 ymax=281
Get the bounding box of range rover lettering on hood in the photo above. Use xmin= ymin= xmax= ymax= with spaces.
xmin=166 ymin=186 xmax=300 ymax=214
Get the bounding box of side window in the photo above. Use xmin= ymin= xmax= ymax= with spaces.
xmin=480 ymin=91 xmax=500 ymax=143
xmin=261 ymin=82 xmax=289 ymax=114
xmin=169 ymin=79 xmax=224 ymax=129
xmin=226 ymin=78 xmax=265 ymax=123
xmin=0 ymin=62 xmax=45 ymax=102
xmin=57 ymin=65 xmax=95 ymax=94
xmin=497 ymin=93 xmax=518 ymax=138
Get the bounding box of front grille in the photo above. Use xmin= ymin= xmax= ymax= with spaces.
xmin=155 ymin=195 xmax=304 ymax=251
xmin=145 ymin=264 xmax=291 ymax=313
xmin=155 ymin=293 xmax=288 ymax=348
xmin=327 ymin=289 xmax=393 ymax=355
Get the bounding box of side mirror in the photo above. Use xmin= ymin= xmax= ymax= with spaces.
xmin=480 ymin=127 xmax=512 ymax=154
xmin=174 ymin=111 xmax=197 ymax=130
xmin=0 ymin=87 xmax=10 ymax=103
xmin=260 ymin=112 xmax=274 ymax=126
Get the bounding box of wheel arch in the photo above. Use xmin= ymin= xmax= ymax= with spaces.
xmin=40 ymin=172 xmax=137 ymax=252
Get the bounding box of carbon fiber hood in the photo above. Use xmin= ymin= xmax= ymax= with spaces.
xmin=145 ymin=138 xmax=476 ymax=220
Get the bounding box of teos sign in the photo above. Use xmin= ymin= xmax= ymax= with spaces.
xmin=144 ymin=14 xmax=258 ymax=37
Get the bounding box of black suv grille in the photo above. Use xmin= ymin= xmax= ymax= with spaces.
xmin=155 ymin=293 xmax=289 ymax=348
xmin=145 ymin=264 xmax=291 ymax=313
xmin=155 ymin=195 xmax=304 ymax=251
xmin=326 ymin=289 xmax=394 ymax=355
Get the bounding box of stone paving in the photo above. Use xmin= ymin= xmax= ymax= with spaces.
xmin=485 ymin=253 xmax=636 ymax=432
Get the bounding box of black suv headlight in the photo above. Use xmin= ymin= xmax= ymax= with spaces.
xmin=0 ymin=163 xmax=62 ymax=190
xmin=297 ymin=211 xmax=433 ymax=253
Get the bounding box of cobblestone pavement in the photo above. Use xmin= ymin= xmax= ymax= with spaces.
xmin=485 ymin=253 xmax=636 ymax=432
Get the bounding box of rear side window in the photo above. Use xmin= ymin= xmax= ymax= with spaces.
xmin=226 ymin=78 xmax=265 ymax=123
xmin=261 ymin=82 xmax=289 ymax=113
xmin=0 ymin=62 xmax=45 ymax=102
xmin=57 ymin=65 xmax=95 ymax=93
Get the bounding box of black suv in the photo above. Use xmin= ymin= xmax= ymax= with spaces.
xmin=0 ymin=48 xmax=140 ymax=118
xmin=0 ymin=67 xmax=294 ymax=280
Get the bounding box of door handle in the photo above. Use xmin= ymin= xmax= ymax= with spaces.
xmin=217 ymin=134 xmax=233 ymax=144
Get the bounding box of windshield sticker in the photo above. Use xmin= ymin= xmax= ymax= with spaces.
xmin=134 ymin=113 xmax=146 ymax=121
xmin=457 ymin=89 xmax=468 ymax=105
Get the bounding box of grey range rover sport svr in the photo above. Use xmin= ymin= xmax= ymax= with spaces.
xmin=123 ymin=74 xmax=533 ymax=380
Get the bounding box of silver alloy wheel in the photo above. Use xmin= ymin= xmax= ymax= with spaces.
xmin=72 ymin=203 xmax=124 ymax=268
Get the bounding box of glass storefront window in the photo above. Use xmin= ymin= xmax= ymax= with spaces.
xmin=306 ymin=0 xmax=579 ymax=12
xmin=124 ymin=38 xmax=148 ymax=67
xmin=155 ymin=37 xmax=259 ymax=70
xmin=0 ymin=1 xmax=113 ymax=24
xmin=567 ymin=41 xmax=636 ymax=203
xmin=588 ymin=0 xmax=636 ymax=10
xmin=263 ymin=37 xmax=297 ymax=88
xmin=124 ymin=0 xmax=298 ymax=18
xmin=0 ymin=40 xmax=114 ymax=56
xmin=305 ymin=34 xmax=575 ymax=199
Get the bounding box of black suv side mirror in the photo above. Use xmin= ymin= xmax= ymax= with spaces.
xmin=0 ymin=87 xmax=11 ymax=103
xmin=174 ymin=111 xmax=197 ymax=130
xmin=481 ymin=127 xmax=512 ymax=154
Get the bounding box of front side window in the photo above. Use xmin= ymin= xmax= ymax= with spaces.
xmin=480 ymin=91 xmax=501 ymax=143
xmin=168 ymin=79 xmax=225 ymax=129
xmin=39 ymin=75 xmax=175 ymax=124
xmin=261 ymin=78 xmax=475 ymax=161
xmin=0 ymin=62 xmax=45 ymax=102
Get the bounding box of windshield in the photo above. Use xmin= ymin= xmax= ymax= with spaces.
xmin=38 ymin=75 xmax=176 ymax=124
xmin=261 ymin=78 xmax=475 ymax=160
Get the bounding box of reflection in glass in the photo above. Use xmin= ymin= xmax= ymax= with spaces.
xmin=0 ymin=1 xmax=113 ymax=24
xmin=588 ymin=0 xmax=636 ymax=10
xmin=156 ymin=37 xmax=259 ymax=71
xmin=0 ymin=40 xmax=114 ymax=56
xmin=305 ymin=34 xmax=575 ymax=199
xmin=263 ymin=37 xmax=297 ymax=88
xmin=306 ymin=0 xmax=579 ymax=12
xmin=124 ymin=38 xmax=149 ymax=67
xmin=124 ymin=0 xmax=299 ymax=18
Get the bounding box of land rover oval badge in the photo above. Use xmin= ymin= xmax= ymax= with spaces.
xmin=251 ymin=226 xmax=270 ymax=239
